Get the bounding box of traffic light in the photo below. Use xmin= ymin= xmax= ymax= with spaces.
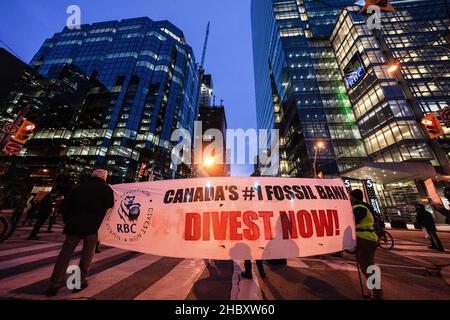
xmin=421 ymin=113 xmax=445 ymax=139
xmin=138 ymin=163 xmax=147 ymax=179
xmin=359 ymin=0 xmax=395 ymax=13
xmin=11 ymin=120 xmax=35 ymax=144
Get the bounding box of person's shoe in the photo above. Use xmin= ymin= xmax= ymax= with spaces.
xmin=95 ymin=248 xmax=102 ymax=254
xmin=73 ymin=283 xmax=88 ymax=294
xmin=240 ymin=272 xmax=253 ymax=280
xmin=259 ymin=271 xmax=266 ymax=279
xmin=437 ymin=248 xmax=445 ymax=252
xmin=45 ymin=287 xmax=60 ymax=297
xmin=27 ymin=235 xmax=39 ymax=241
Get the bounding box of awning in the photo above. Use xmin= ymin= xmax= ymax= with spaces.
xmin=341 ymin=161 xmax=438 ymax=184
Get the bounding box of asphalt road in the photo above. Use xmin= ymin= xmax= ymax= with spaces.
xmin=0 ymin=224 xmax=449 ymax=300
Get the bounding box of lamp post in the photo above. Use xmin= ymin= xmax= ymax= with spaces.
xmin=386 ymin=45 xmax=450 ymax=83
xmin=313 ymin=141 xmax=325 ymax=178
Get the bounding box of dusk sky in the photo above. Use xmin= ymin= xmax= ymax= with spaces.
xmin=0 ymin=0 xmax=257 ymax=176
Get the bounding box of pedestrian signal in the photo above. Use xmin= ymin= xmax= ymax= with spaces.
xmin=11 ymin=120 xmax=35 ymax=144
xmin=138 ymin=163 xmax=147 ymax=179
xmin=421 ymin=113 xmax=445 ymax=139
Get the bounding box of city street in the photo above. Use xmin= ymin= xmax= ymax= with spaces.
xmin=1 ymin=224 xmax=449 ymax=300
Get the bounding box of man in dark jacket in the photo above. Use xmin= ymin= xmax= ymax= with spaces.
xmin=416 ymin=204 xmax=444 ymax=252
xmin=45 ymin=169 xmax=114 ymax=297
xmin=28 ymin=191 xmax=57 ymax=240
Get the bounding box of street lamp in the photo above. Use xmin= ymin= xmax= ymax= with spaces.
xmin=313 ymin=141 xmax=325 ymax=178
xmin=192 ymin=156 xmax=216 ymax=177
xmin=386 ymin=63 xmax=400 ymax=74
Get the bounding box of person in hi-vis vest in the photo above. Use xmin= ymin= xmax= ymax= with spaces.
xmin=350 ymin=189 xmax=384 ymax=300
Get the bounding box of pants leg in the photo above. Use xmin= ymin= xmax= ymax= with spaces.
xmin=428 ymin=231 xmax=444 ymax=250
xmin=244 ymin=260 xmax=252 ymax=274
xmin=50 ymin=236 xmax=81 ymax=287
xmin=79 ymin=235 xmax=98 ymax=285
xmin=30 ymin=213 xmax=50 ymax=237
xmin=356 ymin=237 xmax=378 ymax=278
xmin=255 ymin=260 xmax=265 ymax=276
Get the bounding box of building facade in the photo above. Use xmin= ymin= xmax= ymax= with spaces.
xmin=331 ymin=1 xmax=450 ymax=222
xmin=25 ymin=17 xmax=200 ymax=183
xmin=0 ymin=51 xmax=113 ymax=191
xmin=197 ymin=103 xmax=229 ymax=177
xmin=251 ymin=0 xmax=367 ymax=178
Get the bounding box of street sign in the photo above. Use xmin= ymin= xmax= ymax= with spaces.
xmin=439 ymin=106 xmax=450 ymax=128
xmin=1 ymin=123 xmax=19 ymax=135
xmin=2 ymin=141 xmax=23 ymax=155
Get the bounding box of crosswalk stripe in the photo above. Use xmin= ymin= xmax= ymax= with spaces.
xmin=0 ymin=248 xmax=125 ymax=292
xmin=60 ymin=254 xmax=163 ymax=300
xmin=287 ymin=258 xmax=310 ymax=269
xmin=92 ymin=257 xmax=183 ymax=300
xmin=0 ymin=242 xmax=61 ymax=258
xmin=395 ymin=240 xmax=425 ymax=245
xmin=394 ymin=245 xmax=431 ymax=251
xmin=0 ymin=247 xmax=81 ymax=271
xmin=320 ymin=260 xmax=357 ymax=272
xmin=230 ymin=261 xmax=263 ymax=300
xmin=396 ymin=251 xmax=450 ymax=259
xmin=135 ymin=259 xmax=206 ymax=300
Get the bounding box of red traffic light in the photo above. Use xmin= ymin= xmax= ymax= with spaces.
xmin=25 ymin=124 xmax=36 ymax=131
xmin=421 ymin=113 xmax=445 ymax=139
xmin=11 ymin=120 xmax=36 ymax=144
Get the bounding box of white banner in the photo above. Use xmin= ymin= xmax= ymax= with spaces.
xmin=98 ymin=177 xmax=356 ymax=260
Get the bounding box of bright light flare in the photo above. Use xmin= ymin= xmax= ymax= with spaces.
xmin=387 ymin=63 xmax=400 ymax=74
xmin=203 ymin=156 xmax=216 ymax=167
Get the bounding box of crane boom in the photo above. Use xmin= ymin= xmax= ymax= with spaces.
xmin=200 ymin=21 xmax=210 ymax=69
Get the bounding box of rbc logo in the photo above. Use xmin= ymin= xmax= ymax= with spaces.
xmin=117 ymin=194 xmax=141 ymax=234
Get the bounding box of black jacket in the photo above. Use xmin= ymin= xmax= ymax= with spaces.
xmin=61 ymin=177 xmax=115 ymax=236
xmin=416 ymin=208 xmax=437 ymax=231
xmin=37 ymin=194 xmax=54 ymax=217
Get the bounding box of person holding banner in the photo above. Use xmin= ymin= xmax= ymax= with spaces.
xmin=415 ymin=204 xmax=444 ymax=252
xmin=350 ymin=189 xmax=383 ymax=300
xmin=45 ymin=169 xmax=114 ymax=297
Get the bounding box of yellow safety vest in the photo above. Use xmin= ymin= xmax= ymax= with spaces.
xmin=353 ymin=204 xmax=378 ymax=243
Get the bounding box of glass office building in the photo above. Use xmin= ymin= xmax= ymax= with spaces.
xmin=251 ymin=0 xmax=366 ymax=178
xmin=331 ymin=1 xmax=450 ymax=222
xmin=28 ymin=17 xmax=200 ymax=182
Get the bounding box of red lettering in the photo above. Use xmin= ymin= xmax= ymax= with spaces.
xmin=203 ymin=212 xmax=210 ymax=240
xmin=212 ymin=212 xmax=228 ymax=240
xmin=185 ymin=213 xmax=201 ymax=241
xmin=280 ymin=211 xmax=298 ymax=239
xmin=259 ymin=211 xmax=274 ymax=240
xmin=297 ymin=210 xmax=313 ymax=238
xmin=332 ymin=210 xmax=340 ymax=235
xmin=311 ymin=210 xmax=334 ymax=237
xmin=229 ymin=211 xmax=243 ymax=241
xmin=243 ymin=211 xmax=260 ymax=240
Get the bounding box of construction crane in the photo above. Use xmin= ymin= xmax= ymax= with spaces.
xmin=200 ymin=21 xmax=210 ymax=71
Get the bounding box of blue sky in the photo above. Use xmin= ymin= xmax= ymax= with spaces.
xmin=0 ymin=0 xmax=257 ymax=176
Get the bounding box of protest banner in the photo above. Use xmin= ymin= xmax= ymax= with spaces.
xmin=98 ymin=177 xmax=356 ymax=260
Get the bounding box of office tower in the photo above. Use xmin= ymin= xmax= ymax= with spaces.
xmin=251 ymin=0 xmax=366 ymax=178
xmin=27 ymin=17 xmax=200 ymax=182
xmin=331 ymin=0 xmax=450 ymax=222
